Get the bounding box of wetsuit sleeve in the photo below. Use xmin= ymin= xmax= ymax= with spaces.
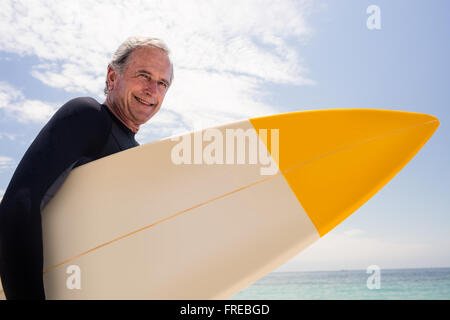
xmin=0 ymin=97 xmax=110 ymax=300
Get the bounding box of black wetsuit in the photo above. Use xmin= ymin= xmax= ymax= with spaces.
xmin=0 ymin=97 xmax=139 ymax=299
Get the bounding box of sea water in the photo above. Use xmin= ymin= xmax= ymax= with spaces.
xmin=230 ymin=268 xmax=450 ymax=300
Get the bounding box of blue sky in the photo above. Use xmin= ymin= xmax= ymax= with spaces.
xmin=272 ymin=0 xmax=450 ymax=271
xmin=0 ymin=0 xmax=449 ymax=272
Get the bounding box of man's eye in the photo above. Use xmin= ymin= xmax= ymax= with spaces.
xmin=137 ymin=73 xmax=150 ymax=80
xmin=159 ymin=82 xmax=168 ymax=88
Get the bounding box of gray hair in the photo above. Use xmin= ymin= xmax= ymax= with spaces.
xmin=104 ymin=36 xmax=174 ymax=95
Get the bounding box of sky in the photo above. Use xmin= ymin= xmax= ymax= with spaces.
xmin=0 ymin=0 xmax=449 ymax=274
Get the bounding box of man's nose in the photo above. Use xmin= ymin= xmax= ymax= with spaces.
xmin=145 ymin=79 xmax=158 ymax=95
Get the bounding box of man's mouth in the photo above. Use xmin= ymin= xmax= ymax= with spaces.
xmin=134 ymin=95 xmax=155 ymax=107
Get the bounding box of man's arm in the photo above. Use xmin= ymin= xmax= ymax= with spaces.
xmin=0 ymin=97 xmax=110 ymax=300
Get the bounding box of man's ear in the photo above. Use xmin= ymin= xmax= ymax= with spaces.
xmin=106 ymin=66 xmax=118 ymax=91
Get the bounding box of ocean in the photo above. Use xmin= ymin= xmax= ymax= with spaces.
xmin=230 ymin=267 xmax=450 ymax=300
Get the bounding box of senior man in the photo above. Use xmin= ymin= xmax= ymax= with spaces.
xmin=0 ymin=36 xmax=173 ymax=300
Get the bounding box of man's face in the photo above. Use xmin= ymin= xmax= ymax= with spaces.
xmin=107 ymin=47 xmax=172 ymax=126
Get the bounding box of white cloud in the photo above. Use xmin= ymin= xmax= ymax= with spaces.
xmin=0 ymin=0 xmax=317 ymax=140
xmin=0 ymin=132 xmax=17 ymax=141
xmin=0 ymin=156 xmax=15 ymax=171
xmin=276 ymin=231 xmax=450 ymax=272
xmin=343 ymin=228 xmax=365 ymax=237
xmin=0 ymin=82 xmax=56 ymax=123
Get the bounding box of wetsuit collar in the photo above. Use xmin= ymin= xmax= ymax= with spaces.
xmin=102 ymin=104 xmax=136 ymax=138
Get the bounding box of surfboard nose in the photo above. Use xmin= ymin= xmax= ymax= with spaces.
xmin=250 ymin=109 xmax=440 ymax=237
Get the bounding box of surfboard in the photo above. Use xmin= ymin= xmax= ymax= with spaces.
xmin=0 ymin=108 xmax=439 ymax=299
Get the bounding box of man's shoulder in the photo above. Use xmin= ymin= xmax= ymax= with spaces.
xmin=46 ymin=97 xmax=111 ymax=136
xmin=60 ymin=96 xmax=103 ymax=114
xmin=53 ymin=97 xmax=109 ymax=123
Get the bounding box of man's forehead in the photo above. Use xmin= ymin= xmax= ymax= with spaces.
xmin=129 ymin=47 xmax=170 ymax=67
xmin=127 ymin=47 xmax=172 ymax=78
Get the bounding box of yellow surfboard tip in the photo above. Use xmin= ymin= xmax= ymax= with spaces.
xmin=251 ymin=109 xmax=440 ymax=237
